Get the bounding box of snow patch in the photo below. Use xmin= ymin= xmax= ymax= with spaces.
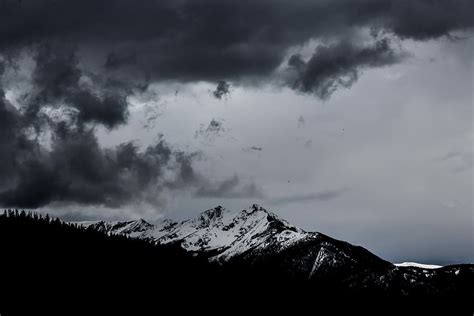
xmin=395 ymin=262 xmax=442 ymax=269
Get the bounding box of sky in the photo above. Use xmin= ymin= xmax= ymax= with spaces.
xmin=0 ymin=0 xmax=472 ymax=264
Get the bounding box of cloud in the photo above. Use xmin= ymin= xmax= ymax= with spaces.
xmin=287 ymin=38 xmax=404 ymax=99
xmin=195 ymin=118 xmax=228 ymax=141
xmin=24 ymin=43 xmax=132 ymax=130
xmin=0 ymin=0 xmax=472 ymax=210
xmin=297 ymin=115 xmax=305 ymax=128
xmin=436 ymin=150 xmax=474 ymax=173
xmin=0 ymin=49 xmax=201 ymax=209
xmin=105 ymin=52 xmax=138 ymax=70
xmin=270 ymin=189 xmax=347 ymax=206
xmin=0 ymin=44 xmax=173 ymax=209
xmin=0 ymin=126 xmax=200 ymax=208
xmin=242 ymin=146 xmax=263 ymax=153
xmin=1 ymin=0 xmax=471 ymax=96
xmin=212 ymin=80 xmax=230 ymax=100
xmin=0 ymin=48 xmax=257 ymax=210
xmin=195 ymin=174 xmax=264 ymax=199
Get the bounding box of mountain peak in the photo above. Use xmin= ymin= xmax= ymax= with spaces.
xmin=237 ymin=204 xmax=300 ymax=233
xmin=238 ymin=204 xmax=272 ymax=219
xmin=248 ymin=203 xmax=266 ymax=213
xmin=194 ymin=205 xmax=226 ymax=228
xmin=203 ymin=205 xmax=225 ymax=218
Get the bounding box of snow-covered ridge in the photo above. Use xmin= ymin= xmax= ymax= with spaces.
xmin=395 ymin=262 xmax=442 ymax=269
xmin=76 ymin=218 xmax=154 ymax=238
xmin=75 ymin=205 xmax=444 ymax=271
xmin=76 ymin=204 xmax=309 ymax=261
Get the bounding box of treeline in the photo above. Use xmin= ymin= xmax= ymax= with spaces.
xmin=1 ymin=208 xmax=156 ymax=242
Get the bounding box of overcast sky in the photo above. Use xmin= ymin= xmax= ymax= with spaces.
xmin=0 ymin=0 xmax=472 ymax=264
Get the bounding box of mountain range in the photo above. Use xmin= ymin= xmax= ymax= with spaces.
xmin=77 ymin=204 xmax=473 ymax=296
xmin=1 ymin=205 xmax=472 ymax=314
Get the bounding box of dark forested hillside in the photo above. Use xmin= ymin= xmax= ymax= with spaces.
xmin=0 ymin=210 xmax=221 ymax=312
xmin=0 ymin=210 xmax=472 ymax=314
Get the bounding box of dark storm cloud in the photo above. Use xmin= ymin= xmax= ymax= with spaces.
xmin=195 ymin=175 xmax=264 ymax=199
xmin=270 ymin=188 xmax=347 ymax=206
xmin=0 ymin=126 xmax=200 ymax=208
xmin=0 ymin=48 xmax=202 ymax=209
xmin=0 ymin=58 xmax=38 ymax=194
xmin=287 ymin=38 xmax=404 ymax=99
xmin=25 ymin=43 xmax=130 ymax=130
xmin=0 ymin=0 xmax=471 ymax=88
xmin=104 ymin=53 xmax=138 ymax=70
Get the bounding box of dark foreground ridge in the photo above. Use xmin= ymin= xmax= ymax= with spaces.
xmin=0 ymin=209 xmax=472 ymax=313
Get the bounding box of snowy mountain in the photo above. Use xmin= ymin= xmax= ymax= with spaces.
xmin=77 ymin=204 xmax=472 ymax=294
xmin=79 ymin=204 xmax=307 ymax=261
xmin=4 ymin=210 xmax=472 ymax=309
xmin=78 ymin=218 xmax=154 ymax=238
xmin=395 ymin=262 xmax=442 ymax=269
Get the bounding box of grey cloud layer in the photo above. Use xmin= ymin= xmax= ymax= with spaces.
xmin=270 ymin=189 xmax=348 ymax=206
xmin=0 ymin=0 xmax=472 ymax=209
xmin=195 ymin=175 xmax=264 ymax=199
